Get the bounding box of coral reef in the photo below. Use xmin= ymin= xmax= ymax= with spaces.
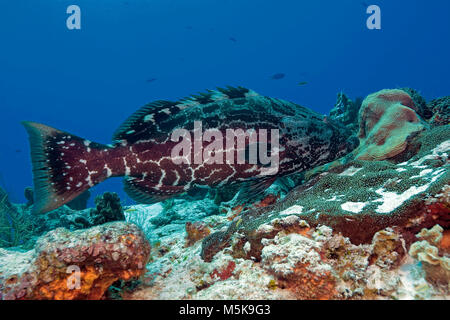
xmin=428 ymin=96 xmax=450 ymax=127
xmin=329 ymin=92 xmax=362 ymax=132
xmin=400 ymin=88 xmax=432 ymax=120
xmin=1 ymin=88 xmax=448 ymax=300
xmin=2 ymin=192 xmax=127 ymax=250
xmin=0 ymin=188 xmax=35 ymax=249
xmin=201 ymin=124 xmax=449 ymax=262
xmin=409 ymin=225 xmax=449 ymax=289
xmin=185 ymin=221 xmax=211 ymax=247
xmin=355 ymin=89 xmax=425 ymax=161
xmin=33 ymin=206 xmax=92 ymax=234
xmin=150 ymin=209 xmax=182 ymax=228
xmin=121 ymin=205 xmax=448 ymax=300
xmin=24 ymin=187 xmax=91 ymax=211
xmin=0 ymin=222 xmax=150 ymax=300
xmin=125 ymin=198 xmax=220 ymax=243
xmin=90 ymin=192 xmax=125 ymax=225
xmin=67 ymin=190 xmax=91 ymax=211
xmin=24 ymin=187 xmax=34 ymax=208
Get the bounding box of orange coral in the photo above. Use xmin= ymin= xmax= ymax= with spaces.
xmin=441 ymin=230 xmax=450 ymax=251
xmin=34 ymin=265 xmax=123 ymax=300
xmin=185 ymin=221 xmax=211 ymax=247
xmin=227 ymin=205 xmax=244 ymax=221
xmin=254 ymin=194 xmax=280 ymax=208
xmin=227 ymin=194 xmax=280 ymax=221
xmin=277 ymin=264 xmax=337 ymax=300
xmin=0 ymin=222 xmax=151 ymax=300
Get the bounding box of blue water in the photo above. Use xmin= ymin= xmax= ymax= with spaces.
xmin=0 ymin=0 xmax=449 ymax=205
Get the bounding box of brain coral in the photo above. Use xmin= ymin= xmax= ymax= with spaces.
xmin=0 ymin=222 xmax=150 ymax=300
xmin=355 ymin=89 xmax=425 ymax=161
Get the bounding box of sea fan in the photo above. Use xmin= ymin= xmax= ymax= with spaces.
xmin=0 ymin=189 xmax=35 ymax=249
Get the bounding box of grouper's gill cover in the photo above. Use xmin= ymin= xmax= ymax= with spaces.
xmin=23 ymin=86 xmax=358 ymax=214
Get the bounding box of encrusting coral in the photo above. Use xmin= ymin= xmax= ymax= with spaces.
xmin=428 ymin=96 xmax=450 ymax=127
xmin=0 ymin=222 xmax=151 ymax=300
xmin=123 ymin=210 xmax=448 ymax=300
xmin=185 ymin=221 xmax=211 ymax=247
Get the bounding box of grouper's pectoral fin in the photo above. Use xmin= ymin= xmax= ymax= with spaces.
xmin=123 ymin=177 xmax=186 ymax=204
xmin=235 ymin=176 xmax=277 ymax=203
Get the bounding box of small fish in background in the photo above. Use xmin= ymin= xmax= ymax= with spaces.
xmin=270 ymin=73 xmax=285 ymax=80
xmin=297 ymin=81 xmax=308 ymax=86
xmin=185 ymin=26 xmax=193 ymax=30
xmin=146 ymin=78 xmax=157 ymax=83
xmin=229 ymin=37 xmax=237 ymax=43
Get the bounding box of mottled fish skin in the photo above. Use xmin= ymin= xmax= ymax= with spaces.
xmin=23 ymin=87 xmax=358 ymax=214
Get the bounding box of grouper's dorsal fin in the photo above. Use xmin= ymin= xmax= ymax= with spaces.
xmin=177 ymin=86 xmax=258 ymax=107
xmin=113 ymin=86 xmax=259 ymax=144
xmin=113 ymin=100 xmax=178 ymax=143
xmin=215 ymin=86 xmax=259 ymax=100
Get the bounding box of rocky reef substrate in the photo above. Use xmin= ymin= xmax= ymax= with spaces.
xmin=0 ymin=222 xmax=150 ymax=300
xmin=0 ymin=88 xmax=448 ymax=300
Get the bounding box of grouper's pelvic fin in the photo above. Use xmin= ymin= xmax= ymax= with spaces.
xmin=22 ymin=121 xmax=112 ymax=214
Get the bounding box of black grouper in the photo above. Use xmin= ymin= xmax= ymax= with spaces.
xmin=23 ymin=87 xmax=358 ymax=214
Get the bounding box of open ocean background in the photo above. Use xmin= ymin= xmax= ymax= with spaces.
xmin=0 ymin=0 xmax=449 ymax=205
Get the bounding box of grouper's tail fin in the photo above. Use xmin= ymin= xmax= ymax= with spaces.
xmin=22 ymin=121 xmax=112 ymax=214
